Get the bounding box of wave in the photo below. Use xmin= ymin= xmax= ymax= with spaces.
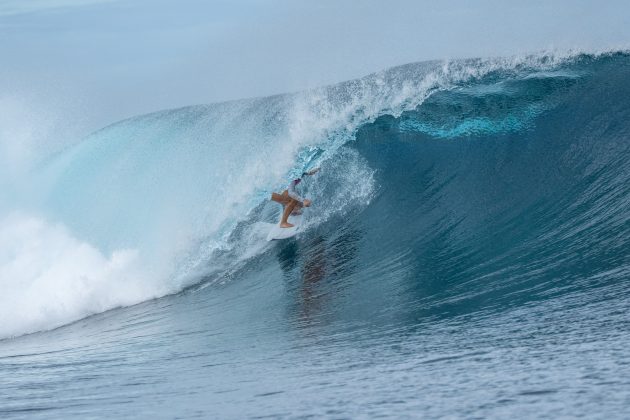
xmin=1 ymin=49 xmax=629 ymax=339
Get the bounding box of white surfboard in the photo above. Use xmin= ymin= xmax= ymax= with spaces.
xmin=267 ymin=214 xmax=303 ymax=241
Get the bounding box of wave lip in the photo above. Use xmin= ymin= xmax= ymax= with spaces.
xmin=1 ymin=49 xmax=629 ymax=339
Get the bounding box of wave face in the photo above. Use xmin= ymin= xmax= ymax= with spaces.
xmin=350 ymin=54 xmax=630 ymax=316
xmin=1 ymin=51 xmax=629 ymax=417
xmin=1 ymin=51 xmax=629 ymax=338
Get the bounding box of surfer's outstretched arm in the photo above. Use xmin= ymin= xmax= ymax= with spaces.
xmin=304 ymin=167 xmax=320 ymax=176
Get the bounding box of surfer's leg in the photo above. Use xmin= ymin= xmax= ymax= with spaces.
xmin=280 ymin=200 xmax=298 ymax=228
xmin=280 ymin=189 xmax=303 ymax=214
xmin=271 ymin=190 xmax=291 ymax=206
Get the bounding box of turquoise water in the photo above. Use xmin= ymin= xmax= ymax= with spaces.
xmin=1 ymin=52 xmax=629 ymax=418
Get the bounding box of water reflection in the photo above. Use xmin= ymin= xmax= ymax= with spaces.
xmin=275 ymin=226 xmax=362 ymax=326
xmin=299 ymin=236 xmax=327 ymax=322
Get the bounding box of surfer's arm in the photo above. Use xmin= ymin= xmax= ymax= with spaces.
xmin=287 ymin=182 xmax=304 ymax=203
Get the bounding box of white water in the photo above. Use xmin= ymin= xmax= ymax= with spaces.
xmin=0 ymin=213 xmax=160 ymax=338
xmin=0 ymin=51 xmax=594 ymax=339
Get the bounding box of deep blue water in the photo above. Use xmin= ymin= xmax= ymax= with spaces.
xmin=1 ymin=52 xmax=629 ymax=418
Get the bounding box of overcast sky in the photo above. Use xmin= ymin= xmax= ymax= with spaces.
xmin=1 ymin=0 xmax=629 ymax=136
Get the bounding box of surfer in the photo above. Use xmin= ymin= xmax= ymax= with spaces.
xmin=271 ymin=168 xmax=320 ymax=228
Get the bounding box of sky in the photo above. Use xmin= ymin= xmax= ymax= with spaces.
xmin=1 ymin=0 xmax=629 ymax=140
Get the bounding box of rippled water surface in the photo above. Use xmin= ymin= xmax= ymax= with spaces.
xmin=2 ymin=53 xmax=630 ymax=418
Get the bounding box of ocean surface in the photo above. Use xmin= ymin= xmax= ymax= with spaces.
xmin=1 ymin=51 xmax=629 ymax=418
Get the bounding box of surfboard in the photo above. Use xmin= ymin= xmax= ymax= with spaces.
xmin=267 ymin=214 xmax=303 ymax=241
